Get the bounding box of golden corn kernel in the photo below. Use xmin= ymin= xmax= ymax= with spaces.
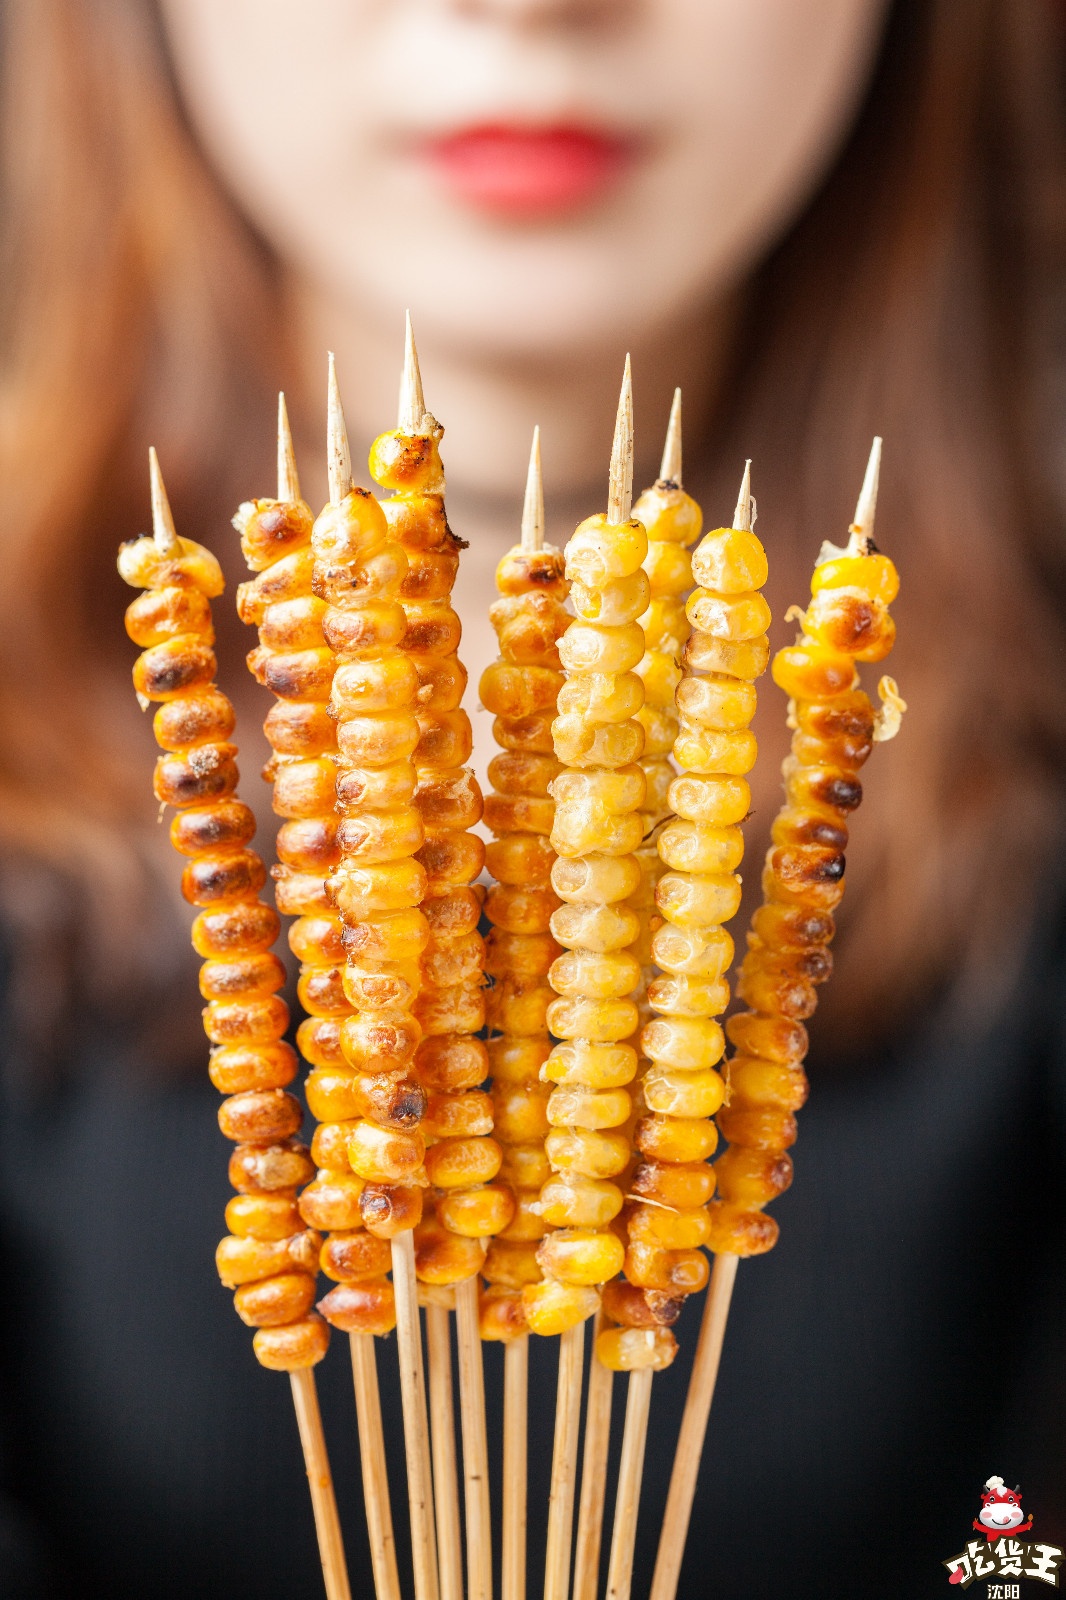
xmin=537 ymin=1227 xmax=625 ymax=1286
xmin=318 ymin=1278 xmax=397 ymax=1336
xmin=253 ymin=1315 xmax=330 ymax=1371
xmin=521 ymin=1279 xmax=600 ymax=1336
xmin=596 ymin=1326 xmax=678 ymax=1372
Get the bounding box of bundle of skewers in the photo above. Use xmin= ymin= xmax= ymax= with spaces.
xmin=119 ymin=318 xmax=904 ymax=1600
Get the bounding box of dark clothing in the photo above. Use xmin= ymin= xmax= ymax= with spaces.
xmin=1 ymin=897 xmax=1064 ymax=1600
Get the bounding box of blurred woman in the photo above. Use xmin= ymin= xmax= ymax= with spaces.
xmin=1 ymin=2 xmax=1063 ymax=1596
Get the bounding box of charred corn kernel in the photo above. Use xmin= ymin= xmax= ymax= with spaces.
xmin=714 ymin=464 xmax=902 ymax=1254
xmin=478 ymin=1285 xmax=529 ymax=1342
xmin=629 ymin=1158 xmax=716 ymax=1210
xmin=624 ymin=1241 xmax=709 ymax=1296
xmin=317 ymin=1278 xmax=397 ymax=1336
xmin=359 ymin=1182 xmax=425 ymax=1238
xmin=596 ymin=1326 xmax=678 ymax=1372
xmin=297 ymin=1173 xmax=366 ymax=1232
xmin=122 ymin=465 xmax=322 ymax=1373
xmin=229 ymin=1140 xmax=315 ymax=1195
xmin=602 ymin=1278 xmax=682 ymax=1329
xmin=414 ymin=1207 xmax=487 ymax=1285
xmin=320 ymin=1231 xmax=394 ymax=1284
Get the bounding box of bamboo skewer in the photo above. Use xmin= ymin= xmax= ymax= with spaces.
xmin=290 ymin=1369 xmax=354 ymax=1600
xmin=350 ymin=1335 xmax=402 ymax=1600
xmin=649 ymin=1254 xmax=738 ymax=1600
xmin=456 ymin=1278 xmax=494 ymax=1600
xmin=426 ymin=1304 xmax=464 ymax=1600
xmin=544 ymin=1325 xmax=586 ymax=1600
xmin=393 ymin=1230 xmax=442 ymax=1600
xmin=571 ymin=1312 xmax=613 ymax=1600
xmin=502 ymin=1336 xmax=529 ymax=1600
xmin=605 ymin=1369 xmax=653 ymax=1600
xmin=607 ymin=354 xmax=635 ymax=526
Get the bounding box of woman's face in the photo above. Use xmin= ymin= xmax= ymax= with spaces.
xmin=160 ymin=0 xmax=888 ymax=360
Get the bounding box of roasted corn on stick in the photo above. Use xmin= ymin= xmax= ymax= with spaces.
xmin=524 ymin=358 xmax=646 ymax=1340
xmin=570 ymin=394 xmax=704 ymax=1600
xmin=712 ymin=437 xmax=902 ymax=1244
xmin=234 ymin=397 xmax=400 ymax=1600
xmin=480 ymin=431 xmax=566 ymax=1339
xmin=532 ymin=357 xmax=645 ymax=1600
xmin=311 ymin=359 xmax=440 ymax=1600
xmin=650 ymin=438 xmax=904 ymax=1600
xmin=610 ymin=460 xmax=769 ymax=1367
xmin=368 ymin=319 xmax=497 ymax=1600
xmin=479 ymin=427 xmax=569 ymax=1600
xmin=120 ymin=451 xmax=350 ymax=1600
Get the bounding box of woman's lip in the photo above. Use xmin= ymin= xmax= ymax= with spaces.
xmin=417 ymin=123 xmax=638 ymax=217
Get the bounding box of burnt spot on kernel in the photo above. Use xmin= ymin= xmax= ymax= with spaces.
xmin=643 ymin=1291 xmax=684 ymax=1325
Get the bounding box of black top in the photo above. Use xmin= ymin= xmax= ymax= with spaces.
xmin=1 ymin=891 xmax=1064 ymax=1600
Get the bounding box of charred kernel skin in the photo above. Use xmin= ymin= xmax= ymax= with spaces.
xmin=370 ymin=397 xmax=506 ymax=1284
xmin=121 ymin=476 xmax=321 ymax=1373
xmin=480 ymin=447 xmax=571 ymax=1330
xmin=714 ymin=466 xmax=902 ymax=1252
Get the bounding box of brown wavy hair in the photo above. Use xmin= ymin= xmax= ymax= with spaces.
xmin=0 ymin=0 xmax=1063 ymax=1075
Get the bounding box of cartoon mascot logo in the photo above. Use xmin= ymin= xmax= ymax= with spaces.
xmin=972 ymin=1478 xmax=1034 ymax=1545
xmin=943 ymin=1476 xmax=1062 ymax=1589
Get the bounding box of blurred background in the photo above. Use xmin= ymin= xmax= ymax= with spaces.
xmin=1 ymin=2 xmax=1065 ymax=1596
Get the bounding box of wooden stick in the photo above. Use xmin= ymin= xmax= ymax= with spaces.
xmin=289 ymin=1368 xmax=354 ymax=1600
xmin=327 ymin=353 xmax=353 ymax=507
xmin=648 ymin=1253 xmax=739 ymax=1600
xmin=521 ymin=426 xmax=545 ymax=553
xmin=733 ymin=458 xmax=753 ymax=533
xmin=148 ymin=446 xmax=180 ymax=554
xmin=277 ymin=392 xmax=301 ymax=502
xmin=543 ymin=1323 xmax=586 ymax=1600
xmin=571 ymin=1313 xmax=613 ymax=1600
xmin=456 ymin=1277 xmax=494 ymax=1600
xmin=349 ymin=1334 xmax=402 ymax=1600
xmin=849 ymin=435 xmax=882 ymax=551
xmin=659 ymin=387 xmax=682 ymax=485
xmin=392 ymin=1230 xmax=441 ymax=1600
xmin=425 ymin=1304 xmax=464 ymax=1600
xmin=502 ymin=1335 xmax=529 ymax=1600
xmin=604 ymin=1369 xmax=653 ymax=1600
xmin=607 ymin=354 xmax=634 ymax=525
xmin=399 ymin=309 xmax=428 ymax=432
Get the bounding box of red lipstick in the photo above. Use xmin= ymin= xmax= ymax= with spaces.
xmin=421 ymin=123 xmax=635 ymax=217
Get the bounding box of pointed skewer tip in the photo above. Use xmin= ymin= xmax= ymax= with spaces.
xmin=398 ymin=310 xmax=428 ymax=433
xmin=659 ymin=387 xmax=683 ymax=486
xmin=148 ymin=447 xmax=180 ymax=554
xmin=521 ymin=425 xmax=545 ymax=553
xmin=326 ymin=354 xmax=353 ymax=508
xmin=607 ymin=354 xmax=634 ymax=525
xmin=732 ymin=460 xmax=752 ymax=532
xmin=850 ymin=436 xmax=882 ymax=548
xmin=276 ymin=392 xmax=301 ymax=503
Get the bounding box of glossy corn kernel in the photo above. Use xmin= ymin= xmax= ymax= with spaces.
xmin=318 ymin=1278 xmax=397 ymax=1336
xmin=521 ymin=1279 xmax=601 ymax=1336
xmin=253 ymin=1316 xmax=331 ymax=1371
xmin=596 ymin=1325 xmax=678 ymax=1372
